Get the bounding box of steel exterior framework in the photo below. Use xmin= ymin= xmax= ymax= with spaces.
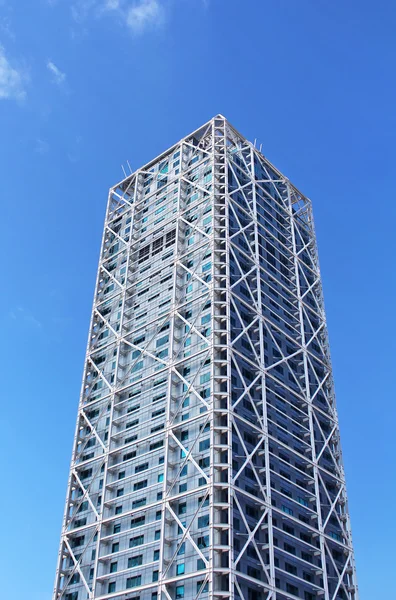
xmin=53 ymin=116 xmax=358 ymax=600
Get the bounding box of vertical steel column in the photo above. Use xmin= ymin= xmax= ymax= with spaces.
xmin=250 ymin=145 xmax=276 ymax=599
xmin=208 ymin=117 xmax=217 ymax=598
xmin=222 ymin=120 xmax=234 ymax=598
xmin=211 ymin=116 xmax=233 ymax=598
xmin=92 ymin=175 xmax=138 ymax=597
xmin=158 ymin=140 xmax=183 ymax=600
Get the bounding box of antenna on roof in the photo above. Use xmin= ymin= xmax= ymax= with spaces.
xmin=126 ymin=160 xmax=132 ymax=174
xmin=121 ymin=164 xmax=127 ymax=178
xmin=259 ymin=143 xmax=262 ymax=153
xmin=254 ymin=138 xmax=257 ymax=147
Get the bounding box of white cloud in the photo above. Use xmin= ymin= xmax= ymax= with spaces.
xmin=0 ymin=46 xmax=25 ymax=101
xmin=69 ymin=0 xmax=164 ymax=32
xmin=35 ymin=138 xmax=50 ymax=155
xmin=71 ymin=0 xmax=97 ymax=23
xmin=126 ymin=0 xmax=163 ymax=34
xmin=9 ymin=306 xmax=42 ymax=329
xmin=47 ymin=60 xmax=66 ymax=85
xmin=104 ymin=0 xmax=120 ymax=9
xmin=0 ymin=15 xmax=15 ymax=40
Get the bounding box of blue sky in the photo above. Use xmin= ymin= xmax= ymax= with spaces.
xmin=1 ymin=1 xmax=395 ymax=598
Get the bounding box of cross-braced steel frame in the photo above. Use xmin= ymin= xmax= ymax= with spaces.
xmin=53 ymin=116 xmax=358 ymax=600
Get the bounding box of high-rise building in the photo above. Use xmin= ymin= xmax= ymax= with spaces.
xmin=53 ymin=115 xmax=358 ymax=600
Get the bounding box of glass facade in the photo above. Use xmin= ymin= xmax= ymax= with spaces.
xmin=53 ymin=116 xmax=358 ymax=600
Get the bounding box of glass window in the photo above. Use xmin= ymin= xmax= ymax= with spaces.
xmin=128 ymin=555 xmax=143 ymax=568
xmin=135 ymin=462 xmax=149 ymax=474
xmin=133 ymin=480 xmax=147 ymax=491
xmin=129 ymin=535 xmax=144 ymax=547
xmin=198 ymin=515 xmax=209 ymax=528
xmin=126 ymin=575 xmax=142 ymax=589
xmin=177 ymin=542 xmax=185 ymax=555
xmin=281 ymin=505 xmax=293 ymax=516
xmin=131 ymin=515 xmax=145 ymax=528
xmin=198 ymin=496 xmax=209 ymax=508
xmin=197 ymin=535 xmax=209 ymax=548
xmin=197 ymin=558 xmax=205 ymax=570
xmin=199 ymin=438 xmax=210 ymax=452
xmin=200 ymin=372 xmax=210 ymax=384
xmin=156 ymin=335 xmax=169 ymax=347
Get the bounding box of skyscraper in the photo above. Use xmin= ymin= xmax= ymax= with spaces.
xmin=53 ymin=115 xmax=358 ymax=600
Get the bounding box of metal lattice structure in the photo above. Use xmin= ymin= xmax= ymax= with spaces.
xmin=53 ymin=116 xmax=358 ymax=600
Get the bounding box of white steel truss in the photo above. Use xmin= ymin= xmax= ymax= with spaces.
xmin=53 ymin=116 xmax=358 ymax=600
